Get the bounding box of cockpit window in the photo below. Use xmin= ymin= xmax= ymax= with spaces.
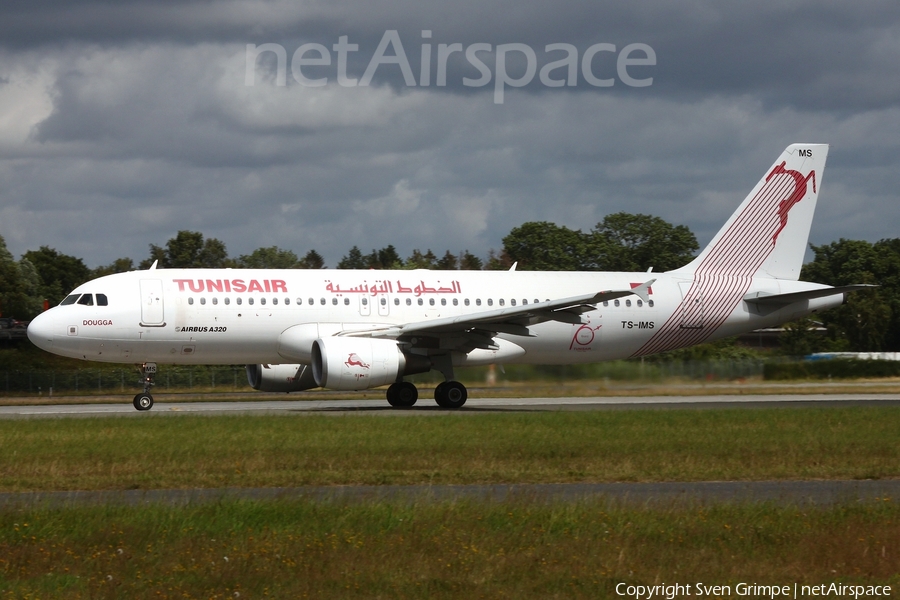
xmin=96 ymin=294 xmax=108 ymax=306
xmin=77 ymin=294 xmax=94 ymax=306
xmin=60 ymin=294 xmax=80 ymax=305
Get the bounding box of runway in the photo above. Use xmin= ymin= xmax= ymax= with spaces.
xmin=2 ymin=392 xmax=900 ymax=417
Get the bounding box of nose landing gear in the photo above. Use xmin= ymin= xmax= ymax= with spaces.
xmin=133 ymin=362 xmax=157 ymax=411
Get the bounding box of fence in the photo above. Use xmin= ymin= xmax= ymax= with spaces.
xmin=0 ymin=366 xmax=252 ymax=396
xmin=0 ymin=360 xmax=770 ymax=396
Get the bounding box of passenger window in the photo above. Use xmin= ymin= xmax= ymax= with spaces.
xmin=261 ymin=298 xmax=266 ymax=306
xmin=418 ymin=298 xmax=423 ymax=306
xmin=522 ymin=299 xmax=527 ymax=305
xmin=614 ymin=299 xmax=620 ymax=307
xmin=96 ymin=294 xmax=108 ymax=306
xmin=362 ymin=298 xmax=368 ymax=306
xmin=510 ymin=299 xmax=516 ymax=306
xmin=648 ymin=299 xmax=655 ymax=308
xmin=285 ymin=298 xmax=290 ymax=305
xmin=237 ymin=298 xmax=242 ymax=306
xmin=225 ymin=298 xmax=230 ymax=305
xmin=344 ymin=298 xmax=350 ymax=306
xmin=637 ymin=299 xmax=643 ymax=307
xmin=406 ymin=298 xmax=412 ymax=306
xmin=603 ymin=301 xmax=609 ymax=307
xmin=77 ymin=294 xmax=94 ymax=306
xmin=272 ymin=298 xmax=278 ymax=306
xmin=248 ymin=298 xmax=254 ymax=306
xmin=188 ymin=297 xmax=194 ymax=305
xmin=394 ymin=298 xmax=400 ymax=306
xmin=320 ymin=298 xmax=326 ymax=305
xmin=440 ymin=298 xmax=446 ymax=306
xmin=499 ymin=299 xmax=505 ymax=306
xmin=212 ymin=298 xmax=218 ymax=305
xmin=465 ymin=299 xmax=470 ymax=306
xmin=381 ymin=298 xmax=387 ymax=306
xmin=487 ymin=299 xmax=493 ymax=306
xmin=200 ymin=298 xmax=206 ymax=306
xmin=476 ymin=299 xmax=481 ymax=306
xmin=332 ymin=298 xmax=338 ymax=305
xmin=297 ymin=298 xmax=302 ymax=305
xmin=429 ymin=298 xmax=435 ymax=306
xmin=625 ymin=299 xmax=631 ymax=307
xmin=61 ymin=294 xmax=80 ymax=305
xmin=453 ymin=299 xmax=458 ymax=306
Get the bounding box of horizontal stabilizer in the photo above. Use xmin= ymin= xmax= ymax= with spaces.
xmin=743 ymin=284 xmax=876 ymax=306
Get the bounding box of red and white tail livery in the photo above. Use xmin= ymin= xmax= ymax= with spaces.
xmin=28 ymin=144 xmax=872 ymax=410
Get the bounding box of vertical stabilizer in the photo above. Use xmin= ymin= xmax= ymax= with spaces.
xmin=673 ymin=144 xmax=828 ymax=280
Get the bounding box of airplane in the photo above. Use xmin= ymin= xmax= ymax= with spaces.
xmin=27 ymin=143 xmax=872 ymax=411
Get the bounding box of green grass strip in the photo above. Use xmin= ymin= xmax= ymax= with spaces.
xmin=0 ymin=499 xmax=897 ymax=598
xmin=0 ymin=407 xmax=898 ymax=492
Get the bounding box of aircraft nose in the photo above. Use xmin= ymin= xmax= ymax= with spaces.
xmin=26 ymin=311 xmax=57 ymax=351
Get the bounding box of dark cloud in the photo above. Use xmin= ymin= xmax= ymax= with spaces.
xmin=0 ymin=1 xmax=898 ymax=269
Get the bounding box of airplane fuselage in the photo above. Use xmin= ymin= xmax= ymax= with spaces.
xmin=32 ymin=267 xmax=841 ymax=366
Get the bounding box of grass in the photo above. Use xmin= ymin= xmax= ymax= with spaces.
xmin=0 ymin=499 xmax=897 ymax=598
xmin=0 ymin=408 xmax=898 ymax=492
xmin=1 ymin=407 xmax=898 ymax=596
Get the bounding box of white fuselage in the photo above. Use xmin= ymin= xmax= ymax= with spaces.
xmin=27 ymin=267 xmax=842 ymax=367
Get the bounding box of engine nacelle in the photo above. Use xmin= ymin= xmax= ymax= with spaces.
xmin=246 ymin=363 xmax=318 ymax=392
xmin=311 ymin=337 xmax=429 ymax=390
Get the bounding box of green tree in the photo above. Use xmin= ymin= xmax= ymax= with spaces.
xmin=436 ymin=250 xmax=458 ymax=270
xmin=370 ymin=245 xmax=403 ymax=269
xmin=299 ymin=250 xmax=325 ymax=269
xmin=802 ymin=238 xmax=899 ymax=351
xmin=22 ymin=246 xmax=92 ymax=306
xmin=502 ymin=222 xmax=590 ymax=271
xmin=140 ymin=231 xmax=229 ymax=269
xmin=459 ymin=250 xmax=483 ymax=271
xmin=0 ymin=235 xmax=34 ymax=318
xmin=337 ymin=246 xmax=366 ymax=269
xmin=405 ymin=249 xmax=437 ymax=270
xmin=590 ymin=213 xmax=698 ymax=272
xmin=236 ymin=246 xmax=300 ymax=269
xmin=484 ymin=248 xmax=513 ymax=271
xmin=91 ymin=258 xmax=134 ymax=278
xmin=778 ymin=318 xmax=829 ymax=356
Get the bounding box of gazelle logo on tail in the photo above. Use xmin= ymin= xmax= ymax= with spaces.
xmin=769 ymin=161 xmax=817 ymax=243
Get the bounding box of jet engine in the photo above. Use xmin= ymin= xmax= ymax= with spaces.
xmin=246 ymin=363 xmax=318 ymax=392
xmin=311 ymin=337 xmax=430 ymax=390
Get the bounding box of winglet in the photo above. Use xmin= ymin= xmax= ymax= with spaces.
xmin=149 ymin=260 xmax=158 ymax=270
xmin=630 ymin=279 xmax=656 ymax=303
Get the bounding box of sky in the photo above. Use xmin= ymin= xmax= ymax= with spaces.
xmin=0 ymin=0 xmax=898 ymax=269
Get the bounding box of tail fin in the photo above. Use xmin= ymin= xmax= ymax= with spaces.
xmin=673 ymin=143 xmax=828 ymax=280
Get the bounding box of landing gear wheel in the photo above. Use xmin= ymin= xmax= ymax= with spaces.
xmin=387 ymin=381 xmax=418 ymax=408
xmin=133 ymin=393 xmax=154 ymax=411
xmin=434 ymin=381 xmax=467 ymax=409
xmin=134 ymin=362 xmax=157 ymax=411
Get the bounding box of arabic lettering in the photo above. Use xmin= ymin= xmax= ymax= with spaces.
xmin=325 ymin=279 xmax=461 ymax=296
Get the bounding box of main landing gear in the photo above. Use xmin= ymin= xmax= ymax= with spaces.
xmin=133 ymin=362 xmax=157 ymax=411
xmin=384 ymin=380 xmax=468 ymax=409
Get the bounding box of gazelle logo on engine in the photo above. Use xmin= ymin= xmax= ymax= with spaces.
xmin=345 ymin=353 xmax=370 ymax=369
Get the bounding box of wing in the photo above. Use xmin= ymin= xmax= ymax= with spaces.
xmin=339 ymin=279 xmax=656 ymax=352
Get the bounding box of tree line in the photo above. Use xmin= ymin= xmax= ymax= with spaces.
xmin=1 ymin=215 xmax=898 ymax=352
